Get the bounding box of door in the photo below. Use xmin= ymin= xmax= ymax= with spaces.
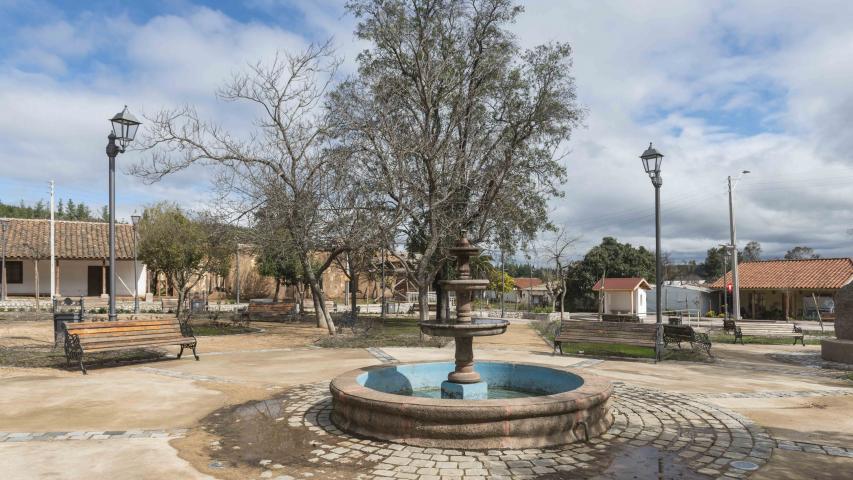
xmin=87 ymin=266 xmax=110 ymax=296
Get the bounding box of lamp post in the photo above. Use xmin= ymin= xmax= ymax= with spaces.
xmin=640 ymin=143 xmax=664 ymax=361
xmin=107 ymin=106 xmax=142 ymax=321
xmin=131 ymin=214 xmax=141 ymax=314
xmin=1 ymin=219 xmax=9 ymax=301
xmin=727 ymin=170 xmax=749 ymax=320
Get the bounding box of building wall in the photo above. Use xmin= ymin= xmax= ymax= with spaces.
xmin=604 ymin=291 xmax=633 ymax=313
xmin=5 ymin=259 xmax=147 ymax=298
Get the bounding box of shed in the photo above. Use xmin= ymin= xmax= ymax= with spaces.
xmin=592 ymin=277 xmax=652 ymax=317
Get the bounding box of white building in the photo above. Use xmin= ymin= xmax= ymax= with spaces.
xmin=592 ymin=277 xmax=652 ymax=318
xmin=0 ymin=218 xmax=147 ymax=298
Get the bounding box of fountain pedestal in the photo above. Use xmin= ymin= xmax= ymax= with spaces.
xmin=418 ymin=231 xmax=509 ymax=399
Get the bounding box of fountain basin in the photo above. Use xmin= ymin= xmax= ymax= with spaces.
xmin=330 ymin=361 xmax=613 ymax=448
xmin=418 ymin=318 xmax=509 ymax=337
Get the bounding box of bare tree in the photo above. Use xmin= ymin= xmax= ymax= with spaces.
xmin=330 ymin=0 xmax=583 ymax=321
xmin=132 ymin=43 xmax=352 ymax=334
xmin=542 ymin=227 xmax=578 ymax=320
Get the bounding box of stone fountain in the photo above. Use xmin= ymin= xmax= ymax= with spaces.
xmin=417 ymin=231 xmax=509 ymax=399
xmin=329 ymin=231 xmax=613 ymax=448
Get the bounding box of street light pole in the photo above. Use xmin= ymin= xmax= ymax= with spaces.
xmin=1 ymin=219 xmax=8 ymax=301
xmin=727 ymin=171 xmax=749 ymax=320
xmin=235 ymin=243 xmax=241 ymax=304
xmin=640 ymin=143 xmax=665 ymax=361
xmin=131 ymin=214 xmax=141 ymax=314
xmin=106 ymin=106 xmax=141 ymax=321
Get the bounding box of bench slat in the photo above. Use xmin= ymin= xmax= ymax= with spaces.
xmin=67 ymin=319 xmax=178 ymax=330
xmin=79 ymin=332 xmax=186 ymax=345
xmin=84 ymin=338 xmax=194 ymax=352
xmin=71 ymin=325 xmax=180 ymax=336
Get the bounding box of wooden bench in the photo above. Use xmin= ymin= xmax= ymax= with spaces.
xmin=553 ymin=320 xmax=659 ymax=355
xmin=240 ymin=301 xmax=298 ymax=322
xmin=663 ymin=325 xmax=712 ymax=355
xmin=63 ymin=317 xmax=198 ymax=374
xmin=722 ymin=319 xmax=737 ymax=334
xmin=734 ymin=322 xmax=804 ymax=345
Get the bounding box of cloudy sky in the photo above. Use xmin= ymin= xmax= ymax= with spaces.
xmin=1 ymin=0 xmax=852 ymax=262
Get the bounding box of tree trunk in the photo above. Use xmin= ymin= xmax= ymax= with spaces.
xmin=349 ymin=260 xmax=358 ymax=316
xmin=296 ymin=282 xmax=305 ymax=314
xmin=435 ymin=279 xmax=443 ymax=323
xmin=301 ymin=255 xmax=335 ymax=335
xmin=310 ymin=287 xmax=328 ymax=330
xmin=560 ymin=283 xmax=567 ymax=321
xmin=176 ymin=286 xmax=184 ymax=318
xmin=273 ymin=277 xmax=281 ymax=303
xmin=418 ymin=283 xmax=429 ymax=323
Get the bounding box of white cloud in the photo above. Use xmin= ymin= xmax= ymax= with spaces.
xmin=0 ymin=0 xmax=851 ymax=260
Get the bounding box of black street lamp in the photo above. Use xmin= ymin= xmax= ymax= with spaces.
xmin=1 ymin=219 xmax=9 ymax=301
xmin=640 ymin=143 xmax=664 ymax=360
xmin=107 ymin=106 xmax=141 ymax=321
xmin=131 ymin=214 xmax=141 ymax=314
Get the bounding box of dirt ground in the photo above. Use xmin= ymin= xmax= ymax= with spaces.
xmin=1 ymin=316 xmax=851 ymax=479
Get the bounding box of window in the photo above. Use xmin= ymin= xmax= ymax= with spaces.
xmin=3 ymin=261 xmax=23 ymax=284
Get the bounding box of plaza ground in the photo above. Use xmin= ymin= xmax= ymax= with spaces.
xmin=0 ymin=317 xmax=851 ymax=479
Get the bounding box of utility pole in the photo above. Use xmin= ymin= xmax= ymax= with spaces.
xmin=728 ymin=171 xmax=749 ymax=321
xmin=380 ymin=246 xmax=386 ymax=322
xmin=49 ymin=180 xmax=55 ymax=300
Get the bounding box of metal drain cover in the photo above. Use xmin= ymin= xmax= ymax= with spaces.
xmin=730 ymin=460 xmax=759 ymax=471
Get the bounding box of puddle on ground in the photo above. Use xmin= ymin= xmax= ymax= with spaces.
xmin=539 ymin=445 xmax=713 ymax=480
xmin=201 ymin=393 xmax=375 ymax=479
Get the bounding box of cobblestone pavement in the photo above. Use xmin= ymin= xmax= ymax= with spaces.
xmin=367 ymin=347 xmax=398 ymax=364
xmin=221 ymin=381 xmax=850 ymax=480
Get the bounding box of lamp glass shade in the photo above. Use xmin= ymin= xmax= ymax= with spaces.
xmin=110 ymin=106 xmax=142 ymax=149
xmin=131 ymin=215 xmax=141 ymax=226
xmin=640 ymin=143 xmax=664 ymax=175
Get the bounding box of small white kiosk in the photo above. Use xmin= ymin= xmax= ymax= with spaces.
xmin=592 ymin=277 xmax=652 ymax=318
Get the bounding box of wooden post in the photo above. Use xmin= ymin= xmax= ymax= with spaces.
xmin=783 ymin=291 xmax=789 ymax=320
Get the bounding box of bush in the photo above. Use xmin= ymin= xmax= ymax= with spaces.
xmin=532 ymin=305 xmax=554 ymax=314
xmin=707 ymin=310 xmax=716 ymax=317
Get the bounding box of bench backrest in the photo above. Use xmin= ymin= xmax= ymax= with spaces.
xmin=557 ymin=319 xmax=658 ymax=347
xmin=65 ymin=317 xmax=188 ymax=346
xmin=737 ymin=323 xmax=799 ymax=333
xmin=247 ymin=302 xmax=297 ymax=313
xmin=664 ymin=324 xmax=695 ymax=337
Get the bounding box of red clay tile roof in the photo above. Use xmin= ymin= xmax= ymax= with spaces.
xmin=1 ymin=218 xmax=135 ymax=260
xmin=707 ymin=258 xmax=853 ymax=290
xmin=592 ymin=277 xmax=652 ymax=291
xmin=513 ymin=277 xmax=544 ymax=290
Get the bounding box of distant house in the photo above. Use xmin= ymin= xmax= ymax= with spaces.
xmin=511 ymin=277 xmax=551 ymax=306
xmin=0 ymin=218 xmax=147 ymax=298
xmin=707 ymin=258 xmax=853 ymax=320
xmin=592 ymin=277 xmax=652 ymax=317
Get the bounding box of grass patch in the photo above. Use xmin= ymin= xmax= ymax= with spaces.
xmin=190 ymin=321 xmax=258 ymax=336
xmin=317 ymin=316 xmax=450 ymax=348
xmin=710 ymin=333 xmax=822 ymax=345
xmin=556 ymin=342 xmax=657 ymax=359
xmin=531 ymin=319 xmax=559 ymax=343
xmin=0 ymin=344 xmax=165 ymax=369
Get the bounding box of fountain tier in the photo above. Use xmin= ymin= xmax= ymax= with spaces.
xmin=330 ymin=361 xmax=614 ymax=449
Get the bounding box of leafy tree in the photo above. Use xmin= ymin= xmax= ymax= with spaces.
xmin=566 ymin=237 xmax=655 ymax=310
xmin=742 ymin=241 xmax=762 ymax=262
xmin=488 ymin=270 xmax=515 ymax=294
xmin=701 ymin=247 xmax=728 ymax=280
xmin=137 ymin=203 xmax=231 ymax=317
xmin=330 ymin=0 xmax=582 ymax=320
xmin=256 ymin=239 xmax=302 ymax=302
xmin=784 ymin=246 xmax=820 ymax=260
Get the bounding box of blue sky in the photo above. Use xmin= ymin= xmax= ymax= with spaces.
xmin=1 ymin=0 xmax=852 ymax=261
